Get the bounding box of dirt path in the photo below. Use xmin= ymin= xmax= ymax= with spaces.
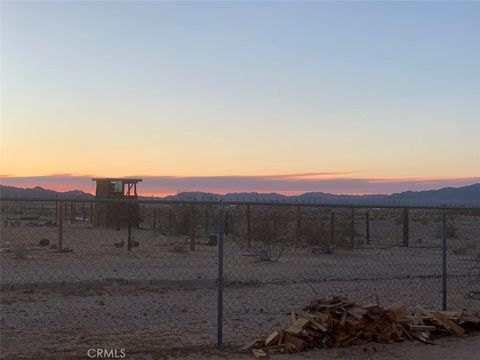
xmin=128 ymin=334 xmax=480 ymax=360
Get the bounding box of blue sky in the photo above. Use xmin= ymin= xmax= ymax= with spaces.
xmin=1 ymin=1 xmax=479 ymax=195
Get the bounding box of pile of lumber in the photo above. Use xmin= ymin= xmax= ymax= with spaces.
xmin=246 ymin=296 xmax=480 ymax=359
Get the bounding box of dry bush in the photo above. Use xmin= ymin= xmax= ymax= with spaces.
xmin=450 ymin=241 xmax=476 ymax=256
xmin=172 ymin=205 xmax=192 ymax=235
xmin=172 ymin=243 xmax=188 ymax=253
xmin=394 ymin=214 xmax=404 ymax=226
xmin=301 ymin=209 xmax=356 ymax=253
xmin=303 ymin=222 xmax=335 ymax=254
xmin=13 ymin=245 xmax=29 ymax=260
xmin=170 ymin=205 xmax=206 ymax=236
xmin=419 ymin=217 xmax=430 ymax=226
xmin=247 ymin=212 xmax=288 ymax=262
xmin=435 ymin=223 xmax=458 ymax=239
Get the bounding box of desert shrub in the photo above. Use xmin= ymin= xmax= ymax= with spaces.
xmin=13 ymin=245 xmax=28 ymax=260
xmin=303 ymin=222 xmax=335 ymax=254
xmin=447 ymin=223 xmax=458 ymax=238
xmin=247 ymin=212 xmax=288 ymax=262
xmin=394 ymin=216 xmax=403 ymax=226
xmin=450 ymin=241 xmax=476 ymax=256
xmin=171 ymin=205 xmax=202 ymax=235
xmin=172 ymin=243 xmax=188 ymax=253
xmin=36 ymin=206 xmax=52 ymax=217
xmin=420 ymin=217 xmax=430 ymax=226
xmin=435 ymin=223 xmax=458 ymax=239
xmin=301 ymin=208 xmax=357 ymax=252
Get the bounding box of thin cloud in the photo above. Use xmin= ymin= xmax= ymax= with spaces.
xmin=1 ymin=174 xmax=478 ymax=196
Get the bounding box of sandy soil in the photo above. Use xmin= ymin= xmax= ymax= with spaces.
xmin=1 ymin=213 xmax=479 ymax=359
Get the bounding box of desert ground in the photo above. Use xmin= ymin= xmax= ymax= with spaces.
xmin=1 ymin=203 xmax=479 ymax=359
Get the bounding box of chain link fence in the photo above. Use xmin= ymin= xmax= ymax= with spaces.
xmin=1 ymin=198 xmax=479 ymax=358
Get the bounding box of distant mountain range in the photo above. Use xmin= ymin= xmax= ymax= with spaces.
xmin=0 ymin=185 xmax=94 ymax=199
xmin=1 ymin=183 xmax=479 ymax=206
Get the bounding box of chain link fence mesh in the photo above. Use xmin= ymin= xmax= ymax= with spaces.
xmin=1 ymin=199 xmax=479 ymax=357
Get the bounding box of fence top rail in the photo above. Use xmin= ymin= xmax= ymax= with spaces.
xmin=1 ymin=196 xmax=480 ymax=211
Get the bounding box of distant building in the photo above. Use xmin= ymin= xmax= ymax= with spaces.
xmin=92 ymin=178 xmax=142 ymax=227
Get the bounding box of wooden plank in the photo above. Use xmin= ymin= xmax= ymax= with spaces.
xmin=434 ymin=313 xmax=465 ymax=336
xmin=241 ymin=338 xmax=264 ymax=351
xmin=409 ymin=325 xmax=436 ymax=332
xmin=283 ymin=333 xmax=306 ymax=352
xmin=295 ymin=311 xmax=328 ymax=332
xmin=340 ymin=310 xmax=347 ymax=326
xmin=348 ymin=306 xmax=367 ymax=320
xmin=389 ymin=303 xmax=408 ymax=320
xmin=293 ymin=317 xmax=311 ymax=329
xmin=252 ymin=349 xmax=268 ymax=359
xmin=286 ymin=325 xmax=304 ymax=336
xmin=264 ymin=331 xmax=280 ymax=347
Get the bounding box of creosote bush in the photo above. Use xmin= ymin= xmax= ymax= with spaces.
xmin=247 ymin=212 xmax=288 ymax=262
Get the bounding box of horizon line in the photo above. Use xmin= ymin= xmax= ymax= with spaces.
xmin=1 ymin=177 xmax=479 ymax=198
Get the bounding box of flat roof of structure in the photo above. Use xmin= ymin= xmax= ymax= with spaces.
xmin=92 ymin=178 xmax=143 ymax=183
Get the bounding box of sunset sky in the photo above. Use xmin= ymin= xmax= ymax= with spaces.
xmin=1 ymin=1 xmax=479 ymax=196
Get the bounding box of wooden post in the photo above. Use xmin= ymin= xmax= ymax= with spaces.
xmin=190 ymin=204 xmax=196 ymax=251
xmin=58 ymin=203 xmax=63 ymax=252
xmin=350 ymin=207 xmax=355 ymax=249
xmin=168 ymin=208 xmax=172 ymax=234
xmin=330 ymin=211 xmax=335 ymax=251
xmin=127 ymin=203 xmax=132 ymax=251
xmin=205 ymin=209 xmax=208 ymax=235
xmin=403 ymin=208 xmax=409 ymax=247
xmin=153 ymin=207 xmax=157 ymax=230
xmin=366 ymin=211 xmax=370 ymax=244
xmin=70 ymin=202 xmax=75 ymax=223
xmin=273 ymin=211 xmax=278 ymax=243
xmin=82 ymin=202 xmax=86 ymax=222
xmin=55 ymin=195 xmax=58 ymax=224
xmin=295 ymin=206 xmax=302 ymax=248
xmin=64 ymin=203 xmax=67 ymax=220
xmin=247 ymin=205 xmax=251 ymax=248
xmin=90 ymin=202 xmax=94 ymax=224
xmin=116 ymin=206 xmax=120 ymax=231
xmin=224 ymin=211 xmax=230 ymax=236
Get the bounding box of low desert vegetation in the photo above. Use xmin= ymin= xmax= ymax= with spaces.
xmin=172 ymin=243 xmax=188 ymax=253
xmin=247 ymin=213 xmax=288 ymax=262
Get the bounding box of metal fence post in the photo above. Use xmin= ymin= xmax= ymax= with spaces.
xmin=217 ymin=203 xmax=225 ymax=349
xmin=295 ymin=206 xmax=301 ymax=248
xmin=190 ymin=204 xmax=196 ymax=251
xmin=55 ymin=195 xmax=58 ymax=224
xmin=350 ymin=207 xmax=355 ymax=249
xmin=247 ymin=205 xmax=251 ymax=248
xmin=127 ymin=202 xmax=132 ymax=251
xmin=402 ymin=208 xmax=409 ymax=247
xmin=70 ymin=202 xmax=75 ymax=223
xmin=153 ymin=207 xmax=157 ymax=230
xmin=366 ymin=210 xmax=370 ymax=244
xmin=205 ymin=209 xmax=209 ymax=235
xmin=58 ymin=202 xmax=63 ymax=252
xmin=168 ymin=207 xmax=173 ymax=234
xmin=442 ymin=208 xmax=447 ymax=310
xmin=329 ymin=210 xmax=335 ymax=251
